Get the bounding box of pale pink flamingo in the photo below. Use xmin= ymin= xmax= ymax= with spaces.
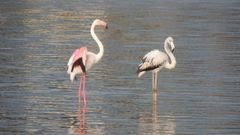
xmin=137 ymin=37 xmax=176 ymax=92
xmin=67 ymin=19 xmax=108 ymax=106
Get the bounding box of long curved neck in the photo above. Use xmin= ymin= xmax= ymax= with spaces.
xmin=90 ymin=23 xmax=104 ymax=63
xmin=164 ymin=41 xmax=176 ymax=69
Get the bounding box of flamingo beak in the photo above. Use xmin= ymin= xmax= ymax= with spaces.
xmin=171 ymin=42 xmax=175 ymax=53
xmin=97 ymin=20 xmax=108 ymax=29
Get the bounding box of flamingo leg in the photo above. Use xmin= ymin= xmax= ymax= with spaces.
xmin=154 ymin=73 xmax=158 ymax=92
xmin=152 ymin=72 xmax=157 ymax=93
xmin=78 ymin=76 xmax=83 ymax=104
xmin=82 ymin=75 xmax=86 ymax=106
xmin=152 ymin=72 xmax=154 ymax=91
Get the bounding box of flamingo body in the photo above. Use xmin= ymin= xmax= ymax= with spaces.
xmin=137 ymin=49 xmax=168 ymax=77
xmin=67 ymin=47 xmax=87 ymax=80
xmin=68 ymin=47 xmax=87 ymax=67
xmin=67 ymin=48 xmax=99 ymax=81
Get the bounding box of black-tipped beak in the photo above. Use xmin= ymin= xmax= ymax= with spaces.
xmin=105 ymin=24 xmax=108 ymax=29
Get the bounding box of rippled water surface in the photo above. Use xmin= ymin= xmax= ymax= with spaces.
xmin=1 ymin=0 xmax=240 ymax=134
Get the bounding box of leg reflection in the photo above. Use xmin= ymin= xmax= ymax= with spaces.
xmin=77 ymin=105 xmax=87 ymax=135
xmin=69 ymin=105 xmax=87 ymax=135
xmin=151 ymin=90 xmax=176 ymax=135
xmin=152 ymin=92 xmax=158 ymax=135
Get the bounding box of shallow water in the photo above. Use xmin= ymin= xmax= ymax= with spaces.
xmin=0 ymin=0 xmax=240 ymax=134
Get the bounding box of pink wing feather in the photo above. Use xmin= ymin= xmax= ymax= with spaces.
xmin=68 ymin=47 xmax=87 ymax=66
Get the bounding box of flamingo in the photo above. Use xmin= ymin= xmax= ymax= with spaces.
xmin=67 ymin=19 xmax=108 ymax=106
xmin=137 ymin=37 xmax=176 ymax=92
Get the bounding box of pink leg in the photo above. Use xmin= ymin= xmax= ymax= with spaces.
xmin=78 ymin=76 xmax=83 ymax=104
xmin=82 ymin=75 xmax=86 ymax=106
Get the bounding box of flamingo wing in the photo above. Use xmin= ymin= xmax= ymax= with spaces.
xmin=67 ymin=47 xmax=87 ymax=74
xmin=137 ymin=49 xmax=167 ymax=74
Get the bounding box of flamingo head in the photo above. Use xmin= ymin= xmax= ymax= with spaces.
xmin=166 ymin=37 xmax=175 ymax=53
xmin=93 ymin=19 xmax=108 ymax=29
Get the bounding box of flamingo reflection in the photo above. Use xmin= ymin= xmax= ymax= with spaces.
xmin=137 ymin=92 xmax=176 ymax=134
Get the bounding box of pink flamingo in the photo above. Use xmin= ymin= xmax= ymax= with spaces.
xmin=67 ymin=19 xmax=108 ymax=106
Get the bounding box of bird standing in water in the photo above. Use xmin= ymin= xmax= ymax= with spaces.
xmin=67 ymin=19 xmax=108 ymax=106
xmin=137 ymin=37 xmax=176 ymax=93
